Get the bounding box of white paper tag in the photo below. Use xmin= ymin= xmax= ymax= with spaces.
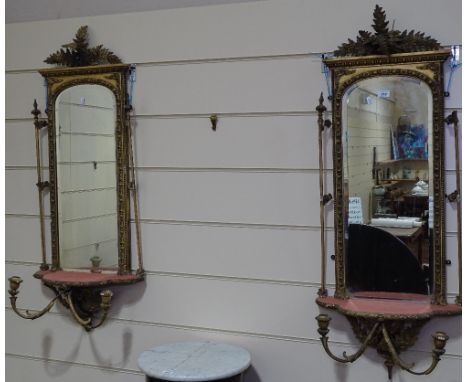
xmin=378 ymin=89 xmax=391 ymax=98
xmin=348 ymin=197 xmax=363 ymax=224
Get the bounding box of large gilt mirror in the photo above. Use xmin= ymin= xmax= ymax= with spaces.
xmin=8 ymin=27 xmax=144 ymax=331
xmin=314 ymin=6 xmax=461 ymax=378
xmin=41 ymin=64 xmax=136 ymax=275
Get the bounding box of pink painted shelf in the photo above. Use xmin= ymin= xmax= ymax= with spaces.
xmin=351 ymin=291 xmax=431 ymax=301
xmin=317 ymin=293 xmax=461 ymax=320
xmin=34 ymin=270 xmax=144 ymax=287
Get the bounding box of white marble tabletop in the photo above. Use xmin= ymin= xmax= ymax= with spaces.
xmin=138 ymin=341 xmax=251 ymax=381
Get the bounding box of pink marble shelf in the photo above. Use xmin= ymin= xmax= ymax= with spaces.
xmin=317 ymin=295 xmax=461 ymax=319
xmin=351 ymin=291 xmax=431 ymax=301
xmin=34 ymin=270 xmax=144 ymax=287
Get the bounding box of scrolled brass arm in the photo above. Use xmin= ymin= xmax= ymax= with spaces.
xmin=316 ymin=314 xmax=380 ymax=363
xmin=9 ymin=275 xmax=114 ymax=330
xmin=381 ymin=324 xmax=449 ymax=376
xmin=89 ymin=290 xmax=113 ymax=330
xmin=8 ymin=276 xmax=59 ymax=320
xmin=66 ymin=292 xmax=92 ymax=327
xmin=67 ymin=289 xmax=113 ymax=331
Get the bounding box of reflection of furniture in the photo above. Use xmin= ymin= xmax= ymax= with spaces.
xmin=379 ymin=224 xmax=425 ymax=263
xmin=374 ymin=183 xmax=428 ymax=218
xmin=347 ymin=224 xmax=428 ymax=294
xmin=375 ymin=159 xmax=428 ymax=183
xmin=138 ymin=342 xmax=251 ymax=382
xmin=399 ymin=195 xmax=428 ymax=217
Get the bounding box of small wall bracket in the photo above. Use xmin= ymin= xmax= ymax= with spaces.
xmin=210 ymin=114 xmax=218 ymax=131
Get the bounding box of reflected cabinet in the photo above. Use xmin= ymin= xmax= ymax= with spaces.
xmin=8 ymin=27 xmax=144 ymax=331
xmin=314 ymin=6 xmax=461 ymax=379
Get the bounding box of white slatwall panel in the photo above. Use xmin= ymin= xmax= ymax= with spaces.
xmin=5 ymin=121 xmax=49 ymax=167
xmin=5 ymin=0 xmax=461 ymax=71
xmin=5 ymin=216 xmax=51 ymax=263
xmin=5 ymin=311 xmax=461 ymax=382
xmin=137 ymin=171 xmax=324 ymax=226
xmin=5 ymin=169 xmax=50 ymax=216
xmin=133 ymin=116 xmax=326 ymax=169
xmin=5 ymin=60 xmax=326 ymax=120
xmin=5 ymin=1 xmax=461 ymax=381
xmin=6 ymin=355 xmax=143 ymax=382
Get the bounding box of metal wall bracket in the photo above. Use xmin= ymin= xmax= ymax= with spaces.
xmin=8 ymin=276 xmax=113 ymax=331
xmin=446 ymin=190 xmax=459 ymax=203
xmin=322 ymin=193 xmax=333 ymax=205
xmin=210 ymin=114 xmax=218 ymax=131
xmin=316 ymin=314 xmax=449 ymax=379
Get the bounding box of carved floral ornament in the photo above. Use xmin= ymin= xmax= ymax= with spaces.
xmin=44 ymin=25 xmax=121 ymax=67
xmin=334 ymin=5 xmax=442 ymax=57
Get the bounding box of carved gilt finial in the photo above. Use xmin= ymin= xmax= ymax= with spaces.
xmin=44 ymin=26 xmax=122 ymax=67
xmin=31 ymin=99 xmax=41 ymax=119
xmin=334 ymin=5 xmax=441 ymax=57
xmin=316 ymin=92 xmax=327 ymax=114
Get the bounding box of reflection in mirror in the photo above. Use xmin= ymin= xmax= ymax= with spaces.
xmin=55 ymin=84 xmax=118 ymax=271
xmin=343 ymin=76 xmax=433 ymax=297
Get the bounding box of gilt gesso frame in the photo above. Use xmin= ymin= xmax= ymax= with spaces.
xmin=39 ymin=64 xmax=132 ymax=275
xmin=324 ymin=50 xmax=451 ymax=304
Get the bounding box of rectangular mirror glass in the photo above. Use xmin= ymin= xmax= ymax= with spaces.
xmin=55 ymin=84 xmax=118 ymax=270
xmin=343 ymin=76 xmax=433 ymax=297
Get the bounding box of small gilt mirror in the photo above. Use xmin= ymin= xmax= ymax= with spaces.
xmin=8 ymin=26 xmax=144 ymax=331
xmin=314 ymin=5 xmax=461 ymax=378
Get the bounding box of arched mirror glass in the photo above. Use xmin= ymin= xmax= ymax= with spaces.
xmin=56 ymin=85 xmax=118 ymax=270
xmin=343 ymin=76 xmax=433 ymax=298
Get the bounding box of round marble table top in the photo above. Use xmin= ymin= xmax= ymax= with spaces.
xmin=138 ymin=341 xmax=251 ymax=381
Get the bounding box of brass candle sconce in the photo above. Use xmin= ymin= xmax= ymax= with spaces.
xmin=314 ymin=5 xmax=461 ymax=378
xmin=8 ymin=26 xmax=145 ymax=331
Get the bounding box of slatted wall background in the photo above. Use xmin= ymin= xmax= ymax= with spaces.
xmin=5 ymin=1 xmax=462 ymax=381
xmin=346 ymin=89 xmax=395 ymax=222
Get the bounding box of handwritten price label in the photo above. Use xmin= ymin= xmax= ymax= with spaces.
xmin=348 ymin=197 xmax=363 ymax=224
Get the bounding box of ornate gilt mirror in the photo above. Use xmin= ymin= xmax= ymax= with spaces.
xmin=8 ymin=27 xmax=144 ymax=331
xmin=314 ymin=6 xmax=461 ymax=378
